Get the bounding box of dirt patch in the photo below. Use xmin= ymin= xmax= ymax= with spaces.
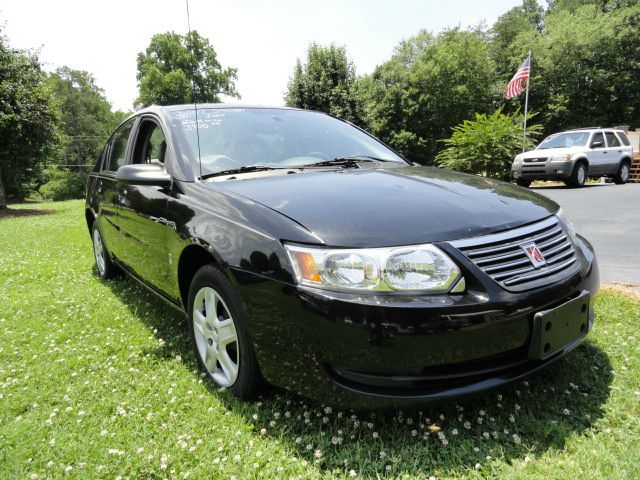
xmin=601 ymin=282 xmax=640 ymax=297
xmin=0 ymin=208 xmax=54 ymax=219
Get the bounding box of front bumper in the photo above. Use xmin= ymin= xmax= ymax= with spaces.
xmin=512 ymin=160 xmax=574 ymax=180
xmin=232 ymin=235 xmax=599 ymax=409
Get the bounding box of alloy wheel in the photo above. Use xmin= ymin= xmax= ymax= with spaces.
xmin=93 ymin=228 xmax=106 ymax=276
xmin=192 ymin=286 xmax=240 ymax=387
xmin=621 ymin=164 xmax=629 ymax=182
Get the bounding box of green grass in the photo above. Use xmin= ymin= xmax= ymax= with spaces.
xmin=1 ymin=200 xmax=639 ymax=479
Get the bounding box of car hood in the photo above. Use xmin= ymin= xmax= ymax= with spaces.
xmin=521 ymin=147 xmax=583 ymax=158
xmin=211 ymin=166 xmax=559 ymax=247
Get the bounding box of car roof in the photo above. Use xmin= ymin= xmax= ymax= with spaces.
xmin=134 ymin=103 xmax=305 ymax=116
xmin=558 ymin=127 xmax=626 ymax=134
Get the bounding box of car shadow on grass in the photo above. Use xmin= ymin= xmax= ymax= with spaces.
xmin=104 ymin=274 xmax=613 ymax=478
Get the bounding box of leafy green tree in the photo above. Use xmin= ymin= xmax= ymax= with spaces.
xmin=360 ymin=28 xmax=497 ymax=164
xmin=284 ymin=43 xmax=364 ymax=124
xmin=39 ymin=167 xmax=86 ymax=201
xmin=0 ymin=31 xmax=58 ymax=208
xmin=504 ymin=2 xmax=640 ymax=133
xmin=47 ymin=67 xmax=127 ymax=168
xmin=136 ymin=31 xmax=239 ymax=107
xmin=491 ymin=0 xmax=543 ymax=74
xmin=436 ymin=108 xmax=542 ymax=180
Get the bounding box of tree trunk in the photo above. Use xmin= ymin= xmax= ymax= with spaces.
xmin=0 ymin=166 xmax=7 ymax=210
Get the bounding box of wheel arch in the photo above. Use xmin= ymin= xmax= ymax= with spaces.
xmin=574 ymin=157 xmax=589 ymax=170
xmin=85 ymin=208 xmax=96 ymax=235
xmin=177 ymin=243 xmax=225 ymax=310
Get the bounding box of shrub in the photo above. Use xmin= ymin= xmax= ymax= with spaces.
xmin=436 ymin=108 xmax=542 ymax=180
xmin=39 ymin=168 xmax=86 ymax=201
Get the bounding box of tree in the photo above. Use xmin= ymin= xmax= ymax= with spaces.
xmin=360 ymin=28 xmax=497 ymax=164
xmin=491 ymin=0 xmax=543 ymax=74
xmin=0 ymin=31 xmax=58 ymax=208
xmin=436 ymin=108 xmax=542 ymax=180
xmin=136 ymin=31 xmax=239 ymax=107
xmin=284 ymin=43 xmax=364 ymax=125
xmin=47 ymin=67 xmax=127 ymax=168
xmin=503 ymin=2 xmax=640 ymax=133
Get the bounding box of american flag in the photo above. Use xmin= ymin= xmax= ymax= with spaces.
xmin=505 ymin=55 xmax=531 ymax=99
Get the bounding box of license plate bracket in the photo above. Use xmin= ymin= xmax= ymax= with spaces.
xmin=527 ymin=291 xmax=591 ymax=361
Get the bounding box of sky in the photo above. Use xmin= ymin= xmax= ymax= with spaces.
xmin=0 ymin=0 xmax=521 ymax=111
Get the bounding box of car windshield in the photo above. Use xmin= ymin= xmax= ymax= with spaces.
xmin=537 ymin=132 xmax=590 ymax=149
xmin=167 ymin=108 xmax=406 ymax=177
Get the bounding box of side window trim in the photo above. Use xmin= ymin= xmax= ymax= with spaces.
xmin=104 ymin=117 xmax=138 ymax=172
xmin=591 ymin=132 xmax=604 ymax=149
xmin=129 ymin=114 xmax=167 ymax=166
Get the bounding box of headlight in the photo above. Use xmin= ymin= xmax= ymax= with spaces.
xmin=513 ymin=155 xmax=523 ymax=165
xmin=550 ymin=154 xmax=571 ymax=162
xmin=556 ymin=208 xmax=577 ymax=241
xmin=284 ymin=243 xmax=461 ymax=293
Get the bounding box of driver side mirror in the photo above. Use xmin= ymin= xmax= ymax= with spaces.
xmin=116 ymin=164 xmax=172 ymax=187
xmin=590 ymin=140 xmax=603 ymax=149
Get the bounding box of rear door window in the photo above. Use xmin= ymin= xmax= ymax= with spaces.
xmin=605 ymin=132 xmax=620 ymax=148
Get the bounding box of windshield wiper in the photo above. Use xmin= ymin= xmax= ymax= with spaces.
xmin=200 ymin=165 xmax=282 ymax=180
xmin=306 ymin=155 xmax=394 ymax=168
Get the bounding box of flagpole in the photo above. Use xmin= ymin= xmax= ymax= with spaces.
xmin=522 ymin=51 xmax=531 ymax=153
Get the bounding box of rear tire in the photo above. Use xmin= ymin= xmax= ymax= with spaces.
xmin=613 ymin=161 xmax=630 ymax=185
xmin=187 ymin=264 xmax=266 ymax=400
xmin=565 ymin=162 xmax=587 ymax=188
xmin=516 ymin=179 xmax=531 ymax=188
xmin=92 ymin=222 xmax=120 ymax=279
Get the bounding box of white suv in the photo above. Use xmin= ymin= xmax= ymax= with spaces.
xmin=512 ymin=128 xmax=634 ymax=188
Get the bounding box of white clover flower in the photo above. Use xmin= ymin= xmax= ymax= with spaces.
xmin=349 ymin=469 xmax=357 ymax=477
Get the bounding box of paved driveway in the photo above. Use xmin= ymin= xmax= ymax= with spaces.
xmin=533 ymin=183 xmax=640 ymax=288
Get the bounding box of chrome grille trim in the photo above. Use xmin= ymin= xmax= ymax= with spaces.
xmin=450 ymin=216 xmax=578 ymax=290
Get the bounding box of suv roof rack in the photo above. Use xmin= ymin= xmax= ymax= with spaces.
xmin=569 ymin=126 xmax=603 ymax=130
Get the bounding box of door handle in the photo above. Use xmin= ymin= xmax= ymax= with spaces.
xmin=603 ymin=151 xmax=608 ymax=154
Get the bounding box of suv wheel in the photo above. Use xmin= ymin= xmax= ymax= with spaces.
xmin=187 ymin=264 xmax=266 ymax=399
xmin=613 ymin=161 xmax=630 ymax=185
xmin=516 ymin=179 xmax=531 ymax=188
xmin=565 ymin=162 xmax=587 ymax=188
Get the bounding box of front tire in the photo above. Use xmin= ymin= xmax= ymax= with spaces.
xmin=613 ymin=161 xmax=630 ymax=185
xmin=516 ymin=178 xmax=531 ymax=188
xmin=565 ymin=162 xmax=587 ymax=188
xmin=187 ymin=264 xmax=265 ymax=399
xmin=92 ymin=222 xmax=119 ymax=279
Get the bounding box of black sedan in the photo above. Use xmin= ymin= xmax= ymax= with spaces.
xmin=85 ymin=105 xmax=599 ymax=409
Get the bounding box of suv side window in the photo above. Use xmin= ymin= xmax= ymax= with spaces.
xmin=591 ymin=132 xmax=604 ymax=148
xmin=131 ymin=119 xmax=167 ymax=166
xmin=605 ymin=132 xmax=620 ymax=148
xmin=617 ymin=132 xmax=631 ymax=146
xmin=105 ymin=119 xmax=135 ymax=171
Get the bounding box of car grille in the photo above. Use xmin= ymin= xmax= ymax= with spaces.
xmin=523 ymin=157 xmax=548 ymax=163
xmin=450 ymin=216 xmax=578 ymax=291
